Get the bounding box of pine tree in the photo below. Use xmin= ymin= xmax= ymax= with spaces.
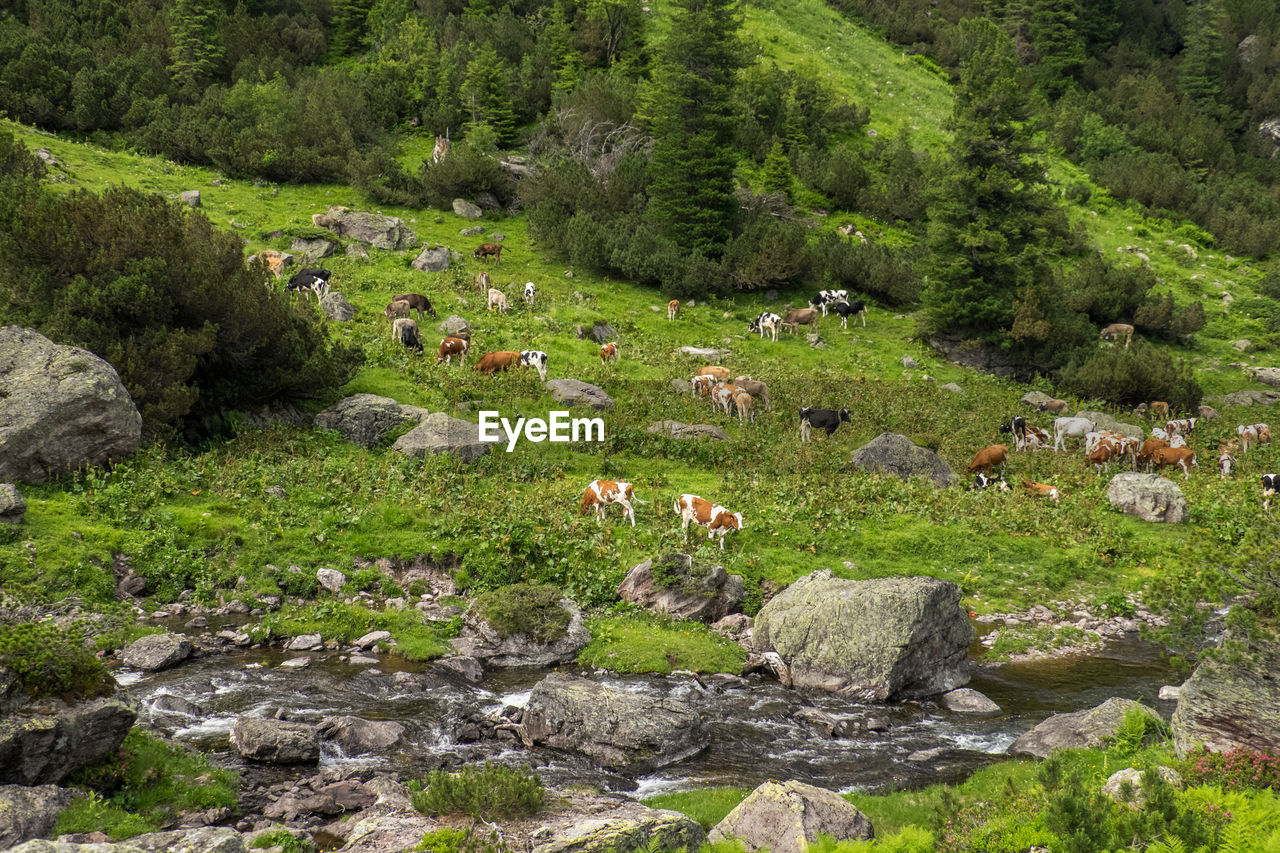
xmin=546 ymin=3 xmax=581 ymax=96
xmin=462 ymin=45 xmax=518 ymax=145
xmin=1179 ymin=0 xmax=1225 ymax=107
xmin=167 ymin=0 xmax=223 ymax=95
xmin=1028 ymin=0 xmax=1085 ymax=98
xmin=646 ymin=0 xmax=745 ymax=257
xmin=330 ymin=0 xmax=376 ymax=56
xmin=761 ymin=139 xmax=793 ymax=201
xmin=923 ymin=18 xmax=1071 ymax=341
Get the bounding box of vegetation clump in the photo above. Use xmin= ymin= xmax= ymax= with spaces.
xmin=1058 ymin=341 xmax=1202 ymax=411
xmin=473 ymin=583 xmax=570 ymax=644
xmin=0 ymin=621 xmax=111 ymax=699
xmin=409 ymin=763 xmax=544 ymax=821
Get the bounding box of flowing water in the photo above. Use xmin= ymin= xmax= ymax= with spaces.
xmin=116 ymin=631 xmax=1177 ymax=797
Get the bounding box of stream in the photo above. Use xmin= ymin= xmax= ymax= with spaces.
xmin=113 ymin=630 xmax=1178 ymax=797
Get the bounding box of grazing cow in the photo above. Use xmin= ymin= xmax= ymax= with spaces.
xmin=1238 ymin=424 xmax=1261 ymax=453
xmin=1024 ymin=425 xmax=1052 ymax=450
xmin=1166 ymin=418 xmax=1198 ymax=437
xmin=674 ymin=494 xmax=744 ymax=550
xmin=668 ymin=299 xmax=680 ymax=321
xmin=437 ymin=336 xmax=470 ymax=364
xmin=734 ymin=377 xmax=771 ymax=411
xmin=967 ymin=444 xmax=1009 ymax=477
xmin=972 ymin=473 xmax=1009 ymax=491
xmin=1219 ymin=441 xmax=1237 ymax=477
xmin=1053 ymin=417 xmax=1096 ymax=451
xmin=296 ymin=267 xmax=331 ymax=281
xmin=698 ymin=365 xmax=731 ymax=382
xmin=524 ymin=281 xmax=536 ymax=305
xmin=392 ymin=293 xmax=436 ymax=320
xmin=1000 ymin=416 xmax=1028 ymax=451
xmin=808 ymin=289 xmax=849 ymax=316
xmin=713 ymin=382 xmax=742 ymax=416
xmin=477 ymin=270 xmax=492 ymax=291
xmin=780 ymin=307 xmax=820 ymax=334
xmin=520 ymin=350 xmax=548 ymax=381
xmin=474 ymin=243 xmax=503 ymax=264
xmin=799 ymin=407 xmax=850 ymax=442
xmin=748 ymin=312 xmax=782 ymax=341
xmin=732 ymin=389 xmax=756 ymax=424
xmin=392 ymin=318 xmax=423 ymax=352
xmin=1257 ymin=424 xmax=1273 ymax=446
xmin=1149 ymin=401 xmax=1169 ymax=421
xmin=1023 ymin=480 xmax=1060 ymax=501
xmin=830 ymin=299 xmax=867 ymax=328
xmin=1168 ymin=434 xmax=1188 ymax=449
xmin=1152 ymin=446 xmax=1197 ymax=478
xmin=488 ymin=288 xmax=508 ymax=313
xmin=385 ymin=300 xmax=412 ymax=322
xmin=579 ymin=479 xmax=639 ymax=526
xmin=431 ymin=134 xmax=450 ymax=165
xmin=1100 ymin=323 xmax=1135 ymax=348
xmin=1137 ymin=438 xmax=1171 ymax=472
xmin=600 ymin=342 xmax=620 ymax=364
xmin=250 ymin=251 xmax=287 ymax=279
xmin=691 ymin=375 xmax=718 ymax=399
xmin=288 ymin=272 xmax=323 ymax=294
xmin=476 ymin=351 xmax=522 ymax=375
xmin=1087 ymin=443 xmax=1118 ymax=473
xmin=1263 ymin=474 xmax=1278 ymax=510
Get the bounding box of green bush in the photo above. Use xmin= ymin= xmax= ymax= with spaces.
xmin=417 ymin=828 xmax=505 ymax=853
xmin=0 ymin=622 xmax=110 ymax=698
xmin=409 ymin=763 xmax=543 ymax=820
xmin=251 ymin=830 xmax=316 ymax=853
xmin=1058 ymin=341 xmax=1202 ymax=411
xmin=472 ymin=584 xmax=570 ymax=644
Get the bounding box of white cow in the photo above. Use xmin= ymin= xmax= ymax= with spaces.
xmin=1053 ymin=417 xmax=1096 ymax=452
xmin=524 ymin=281 xmax=536 ymax=305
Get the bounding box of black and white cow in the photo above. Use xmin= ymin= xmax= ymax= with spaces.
xmin=1264 ymin=474 xmax=1278 ymax=510
xmin=799 ymin=407 xmax=851 ymax=442
xmin=748 ymin=312 xmax=782 ymax=341
xmin=972 ymin=473 xmax=1010 ymax=491
xmin=808 ymin=289 xmax=849 ymax=316
xmin=829 ymin=299 xmax=866 ymax=328
xmin=998 ymin=415 xmax=1028 ymax=450
xmin=520 ymin=350 xmax=548 ymax=381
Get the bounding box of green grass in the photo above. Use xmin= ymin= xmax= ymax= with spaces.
xmin=578 ymin=613 xmax=748 ymax=674
xmin=643 ymin=787 xmax=753 ymax=829
xmin=258 ymin=600 xmax=454 ymax=661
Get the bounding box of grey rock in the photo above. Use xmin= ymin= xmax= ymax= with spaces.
xmin=411 ymin=246 xmax=452 ymax=273
xmin=939 ymin=382 xmax=963 ymax=394
xmin=753 ymin=571 xmax=972 ymax=700
xmin=120 ymin=633 xmax=192 ymax=671
xmin=941 ymin=688 xmax=1001 ymax=715
xmin=678 ymin=346 xmax=730 ymax=360
xmin=523 ymin=673 xmax=708 ymax=773
xmin=285 ymin=634 xmax=323 ymax=651
xmin=1076 ymin=411 xmax=1143 ymax=438
xmin=532 ymin=788 xmax=705 ymax=853
xmin=708 ymin=781 xmax=873 ymax=853
xmin=1208 ymin=389 xmax=1280 ymax=407
xmin=314 ymin=394 xmax=422 ymax=448
xmin=929 ymin=334 xmax=1033 ymax=380
xmin=434 ymin=655 xmax=484 ymax=682
xmin=151 ymin=694 xmax=202 ymax=716
xmin=1251 ymin=367 xmax=1280 ymax=387
xmin=900 ymin=354 xmax=919 ymax=369
xmin=452 ymin=199 xmax=483 ymax=218
xmin=546 ymin=379 xmax=614 ymax=410
xmin=617 ymin=555 xmax=744 ymax=622
xmin=337 ymin=806 xmax=436 ymax=853
xmin=230 ymin=717 xmax=319 ymax=764
xmin=32 ymin=148 xmax=58 ymax=166
xmin=278 ymin=657 xmax=310 ymax=669
xmin=1020 ymin=390 xmax=1053 ymax=408
xmin=0 ymin=327 xmax=142 ymax=484
xmin=9 ymin=827 xmax=247 ymax=852
xmin=806 ymin=333 xmax=826 ymax=349
xmin=0 ymin=784 xmax=76 ymax=849
xmin=647 ymin=421 xmax=729 ymax=440
xmin=0 ymin=698 xmax=136 ymax=785
xmin=355 ymin=630 xmax=391 ymax=649
xmin=849 ymin=433 xmax=958 ymax=489
xmin=1197 ymin=405 xmax=1219 ymax=421
xmin=452 ymin=598 xmax=589 ymax=667
xmin=460 ymin=226 xmax=486 ymax=237
xmin=1159 ymin=685 xmax=1181 ymax=701
xmin=317 ymin=568 xmax=347 ymax=593
xmin=345 ymin=243 xmax=370 ymax=259
xmin=1106 ymin=473 xmax=1188 ymax=523
xmin=290 ymin=237 xmax=338 ymax=260
xmin=179 ymin=190 xmax=201 ymax=207
xmin=321 ymin=292 xmax=355 ymax=322
xmin=314 ymin=208 xmax=416 ymax=250
xmin=591 ymin=322 xmax=617 ymax=343
xmin=1009 ymin=697 xmax=1163 ymax=759
xmin=317 ymin=716 xmax=405 ymax=754
xmin=1233 ymin=339 xmax=1253 ymax=352
xmin=392 ymin=412 xmax=490 ymax=463
xmin=0 ymin=484 xmax=25 ymax=524
xmin=1102 ymin=767 xmax=1182 ymax=807
xmin=474 ymin=192 xmax=502 ymax=212
xmin=1172 ymin=631 xmax=1280 ymax=757
xmin=438 ymin=315 xmax=471 ymax=336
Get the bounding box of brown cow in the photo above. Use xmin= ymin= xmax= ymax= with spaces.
xmin=437 ymin=336 xmax=470 ymax=364
xmin=1149 ymin=401 xmax=1169 ymax=421
xmin=698 ymin=365 xmax=731 ymax=382
xmin=668 ymin=299 xmax=680 ymax=321
xmin=392 ymin=293 xmax=436 ymax=321
xmin=780 ymin=307 xmax=819 ymax=334
xmin=1152 ymin=446 xmax=1197 ymax=478
xmin=1137 ymin=437 xmax=1170 ymax=472
xmin=475 ymin=350 xmax=521 ymax=375
xmin=385 ymin=300 xmax=412 ymax=322
xmin=967 ymin=444 xmax=1009 ymax=477
xmin=1022 ymin=480 xmax=1060 ymax=501
xmin=734 ymin=377 xmax=771 ymax=411
xmin=1100 ymin=323 xmax=1135 ymax=348
xmin=474 ymin=243 xmax=503 ymax=264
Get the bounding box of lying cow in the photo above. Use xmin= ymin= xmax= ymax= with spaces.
xmin=972 ymin=473 xmax=1009 ymax=491
xmin=799 ymin=407 xmax=850 ymax=442
xmin=579 ymin=479 xmax=641 ymax=526
xmin=1100 ymin=322 xmax=1134 ymax=348
xmin=674 ymin=493 xmax=744 ymax=550
xmin=392 ymin=293 xmax=436 ymax=320
xmin=1022 ymin=480 xmax=1060 ymax=501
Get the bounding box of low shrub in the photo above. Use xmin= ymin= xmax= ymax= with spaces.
xmin=409 ymin=763 xmax=544 ymax=820
xmin=472 ymin=583 xmax=570 ymax=644
xmin=0 ymin=621 xmax=110 ymax=698
xmin=1181 ymin=747 xmax=1280 ymax=791
xmin=1058 ymin=341 xmax=1202 ymax=411
xmin=251 ymin=830 xmax=316 ymax=853
xmin=417 ymin=828 xmax=505 ymax=853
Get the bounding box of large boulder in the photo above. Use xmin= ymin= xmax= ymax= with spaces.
xmin=848 ymin=433 xmax=957 ymax=489
xmin=119 ymin=632 xmax=191 ymax=671
xmin=647 ymin=421 xmax=730 ymax=441
xmin=616 ymin=554 xmax=744 ymax=622
xmin=289 ymin=237 xmax=338 ymax=259
xmin=0 ymin=327 xmax=142 ymax=484
xmin=412 ymin=246 xmax=453 ymax=272
xmin=321 ymin=292 xmax=355 ymax=322
xmin=315 ymin=394 xmax=423 ymax=448
xmin=452 ymin=598 xmax=590 ymax=667
xmin=313 ymin=208 xmax=416 ymax=250
xmin=452 ymin=199 xmax=483 ymax=218
xmin=533 ymin=788 xmax=706 ymax=853
xmin=1250 ymin=367 xmax=1280 ymax=387
xmin=0 ymin=785 xmax=77 ymax=849
xmin=1172 ymin=631 xmax=1280 ymax=757
xmin=1008 ymin=697 xmax=1163 ymax=759
xmin=438 ymin=315 xmax=471 ymax=336
xmin=230 ymin=717 xmax=319 ymax=764
xmin=547 ymin=379 xmax=614 ymax=410
xmin=0 ymin=484 xmax=25 ymax=525
xmin=0 ymin=699 xmax=136 ymax=785
xmin=1076 ymin=411 xmax=1143 ymax=438
xmin=1106 ymin=473 xmax=1188 ymax=523
xmin=708 ymin=781 xmax=873 ymax=853
xmin=317 ymin=716 xmax=405 ymax=754
xmin=1208 ymin=389 xmax=1280 ymax=408
xmin=391 ymin=412 xmax=490 ymax=463
xmin=8 ymin=827 xmax=246 ymax=853
xmin=522 ymin=673 xmax=708 ymax=773
xmin=752 ymin=570 xmax=972 ymax=700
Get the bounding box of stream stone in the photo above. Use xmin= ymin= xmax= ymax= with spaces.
xmin=752 ymin=571 xmax=973 ymax=700
xmin=532 ymin=788 xmax=706 ymax=853
xmin=0 ymin=784 xmax=77 ymax=849
xmin=8 ymin=827 xmax=246 ymax=852
xmin=0 ymin=698 xmax=136 ymax=785
xmin=616 ymin=554 xmax=744 ymax=622
xmin=452 ymin=598 xmax=590 ymax=667
xmin=708 ymin=781 xmax=874 ymax=853
xmin=230 ymin=717 xmax=319 ymax=764
xmin=317 ymin=716 xmax=405 ymax=754
xmin=941 ymin=688 xmax=1001 ymax=715
xmin=1008 ymin=697 xmax=1163 ymax=759
xmin=522 ymin=673 xmax=708 ymax=773
xmin=1172 ymin=631 xmax=1280 ymax=757
xmin=120 ymin=632 xmax=192 ymax=671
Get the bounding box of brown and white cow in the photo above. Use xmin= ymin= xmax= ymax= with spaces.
xmin=475 ymin=351 xmax=521 ymax=375
xmin=1152 ymin=446 xmax=1197 ymax=478
xmin=431 ymin=134 xmax=451 ymax=165
xmin=437 ymin=336 xmax=470 ymax=364
xmin=1137 ymin=437 xmax=1170 ymax=472
xmin=713 ymin=382 xmax=741 ymax=416
xmin=668 ymin=299 xmax=680 ymax=321
xmin=691 ymin=375 xmax=718 ymax=399
xmin=600 ymin=342 xmax=620 ymax=364
xmin=698 ymin=365 xmax=731 ymax=382
xmin=674 ymin=494 xmax=744 ymax=550
xmin=579 ymin=479 xmax=640 ymax=526
xmin=1166 ymin=417 xmax=1198 ymax=438
xmin=1022 ymin=480 xmax=1060 ymax=501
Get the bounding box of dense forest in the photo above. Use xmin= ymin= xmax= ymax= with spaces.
xmin=1 ymin=0 xmax=1271 ymax=397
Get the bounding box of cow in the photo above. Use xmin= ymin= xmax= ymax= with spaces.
xmin=799 ymin=407 xmax=850 ymax=442
xmin=1023 ymin=480 xmax=1060 ymax=501
xmin=1042 ymin=398 xmax=1069 ymax=415
xmin=1137 ymin=437 xmax=1170 ymax=472
xmin=1100 ymin=323 xmax=1134 ymax=348
xmin=674 ymin=494 xmax=744 ymax=550
xmin=1169 ymin=434 xmax=1188 ymax=448
xmin=1219 ymin=441 xmax=1238 ymax=477
xmin=385 ymin=300 xmax=412 ymax=322
xmin=1086 ymin=443 xmax=1118 ymax=473
xmin=691 ymin=375 xmax=718 ymax=399
xmin=732 ymin=389 xmax=755 ymax=424
xmin=437 ymin=336 xmax=470 ymax=364
xmin=1149 ymin=401 xmax=1169 ymax=421
xmin=830 ymin=299 xmax=867 ymax=328
xmin=967 ymin=444 xmax=1009 ymax=477
xmin=250 ymin=251 xmax=287 ymax=279
xmin=1238 ymin=424 xmax=1260 ymax=453
xmin=488 ymin=289 xmax=508 ymax=313
xmin=748 ymin=312 xmax=782 ymax=341
xmin=668 ymin=299 xmax=680 ymax=321
xmin=999 ymin=416 xmax=1028 ymax=451
xmin=712 ymin=383 xmax=742 ymax=416
xmin=392 ymin=318 xmax=423 ymax=352
xmin=474 ymin=243 xmax=503 ymax=264
xmin=1152 ymin=446 xmax=1197 ymax=478
xmin=1053 ymin=417 xmax=1096 ymax=451
xmin=288 ymin=272 xmax=327 ymax=298
xmin=600 ymin=342 xmax=620 ymax=364
xmin=972 ymin=473 xmax=1009 ymax=491
xmin=1257 ymin=424 xmax=1274 ymax=446
xmin=780 ymin=307 xmax=820 ymax=334
xmin=524 ymin=281 xmax=536 ymax=305
xmin=431 ymin=134 xmax=450 ymax=165
xmin=296 ymin=267 xmax=331 ymax=281
xmin=734 ymin=377 xmax=771 ymax=411
xmin=1263 ymin=474 xmax=1278 ymax=510
xmin=477 ymin=270 xmax=492 ymax=291
xmin=1024 ymin=425 xmax=1052 ymax=450
xmin=698 ymin=365 xmax=731 ymax=382
xmin=808 ymin=289 xmax=849 ymax=316
xmin=392 ymin=293 xmax=436 ymax=320
xmin=1150 ymin=427 xmax=1169 ymax=441
xmin=579 ymin=479 xmax=640 ymax=526
xmin=476 ymin=351 xmax=522 ymax=375
xmin=520 ymin=350 xmax=548 ymax=381
xmin=1166 ymin=418 xmax=1198 ymax=437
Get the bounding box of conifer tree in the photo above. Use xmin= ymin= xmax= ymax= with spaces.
xmin=646 ymin=0 xmax=745 ymax=257
xmin=330 ymin=0 xmax=376 ymax=56
xmin=1179 ymin=0 xmax=1225 ymax=107
xmin=167 ymin=0 xmax=223 ymax=95
xmin=1028 ymin=0 xmax=1085 ymax=98
xmin=546 ymin=3 xmax=581 ymax=95
xmin=462 ymin=46 xmax=517 ymax=144
xmin=761 ymin=139 xmax=793 ymax=201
